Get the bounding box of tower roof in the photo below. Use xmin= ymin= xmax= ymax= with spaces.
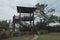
xmin=17 ymin=6 xmax=36 ymax=13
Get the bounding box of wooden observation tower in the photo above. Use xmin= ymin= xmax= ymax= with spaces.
xmin=13 ymin=6 xmax=37 ymax=34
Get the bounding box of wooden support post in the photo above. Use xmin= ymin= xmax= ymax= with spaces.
xmin=13 ymin=22 xmax=15 ymax=32
xmin=33 ymin=12 xmax=35 ymax=34
xmin=13 ymin=16 xmax=15 ymax=32
xmin=19 ymin=9 xmax=21 ymax=31
xmin=33 ymin=12 xmax=34 ymax=28
xmin=30 ymin=13 xmax=31 ymax=27
xmin=19 ymin=9 xmax=21 ymax=19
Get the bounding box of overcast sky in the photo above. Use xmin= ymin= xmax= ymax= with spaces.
xmin=0 ymin=0 xmax=60 ymax=20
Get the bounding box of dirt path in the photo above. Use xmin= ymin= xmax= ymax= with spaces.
xmin=32 ymin=35 xmax=39 ymax=40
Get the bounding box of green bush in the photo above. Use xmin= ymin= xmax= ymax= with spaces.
xmin=20 ymin=31 xmax=32 ymax=35
xmin=40 ymin=30 xmax=48 ymax=34
xmin=0 ymin=31 xmax=9 ymax=39
xmin=13 ymin=31 xmax=20 ymax=37
xmin=9 ymin=32 xmax=14 ymax=37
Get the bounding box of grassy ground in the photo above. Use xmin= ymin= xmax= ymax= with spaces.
xmin=37 ymin=32 xmax=60 ymax=40
xmin=9 ymin=35 xmax=33 ymax=40
xmin=9 ymin=32 xmax=60 ymax=40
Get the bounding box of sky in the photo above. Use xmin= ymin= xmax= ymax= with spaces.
xmin=0 ymin=0 xmax=60 ymax=20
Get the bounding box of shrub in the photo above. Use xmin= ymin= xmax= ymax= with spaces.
xmin=0 ymin=31 xmax=9 ymax=39
xmin=13 ymin=31 xmax=20 ymax=37
xmin=9 ymin=32 xmax=14 ymax=37
xmin=40 ymin=30 xmax=48 ymax=34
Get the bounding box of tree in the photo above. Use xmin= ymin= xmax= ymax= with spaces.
xmin=35 ymin=3 xmax=55 ymax=24
xmin=35 ymin=3 xmax=56 ymax=32
xmin=0 ymin=20 xmax=9 ymax=30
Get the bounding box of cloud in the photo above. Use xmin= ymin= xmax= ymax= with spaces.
xmin=0 ymin=0 xmax=60 ymax=20
xmin=0 ymin=0 xmax=38 ymax=20
xmin=16 ymin=0 xmax=38 ymax=6
xmin=39 ymin=0 xmax=60 ymax=16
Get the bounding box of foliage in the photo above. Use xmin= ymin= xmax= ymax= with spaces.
xmin=53 ymin=25 xmax=60 ymax=32
xmin=35 ymin=3 xmax=60 ymax=32
xmin=0 ymin=31 xmax=9 ymax=39
xmin=35 ymin=3 xmax=55 ymax=24
xmin=36 ymin=22 xmax=47 ymax=31
xmin=35 ymin=3 xmax=47 ymax=12
xmin=0 ymin=20 xmax=9 ymax=30
xmin=13 ymin=31 xmax=20 ymax=37
xmin=40 ymin=30 xmax=48 ymax=34
xmin=46 ymin=15 xmax=59 ymax=23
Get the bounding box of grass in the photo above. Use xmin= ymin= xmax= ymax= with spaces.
xmin=9 ymin=32 xmax=60 ymax=40
xmin=9 ymin=35 xmax=33 ymax=40
xmin=37 ymin=32 xmax=60 ymax=40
